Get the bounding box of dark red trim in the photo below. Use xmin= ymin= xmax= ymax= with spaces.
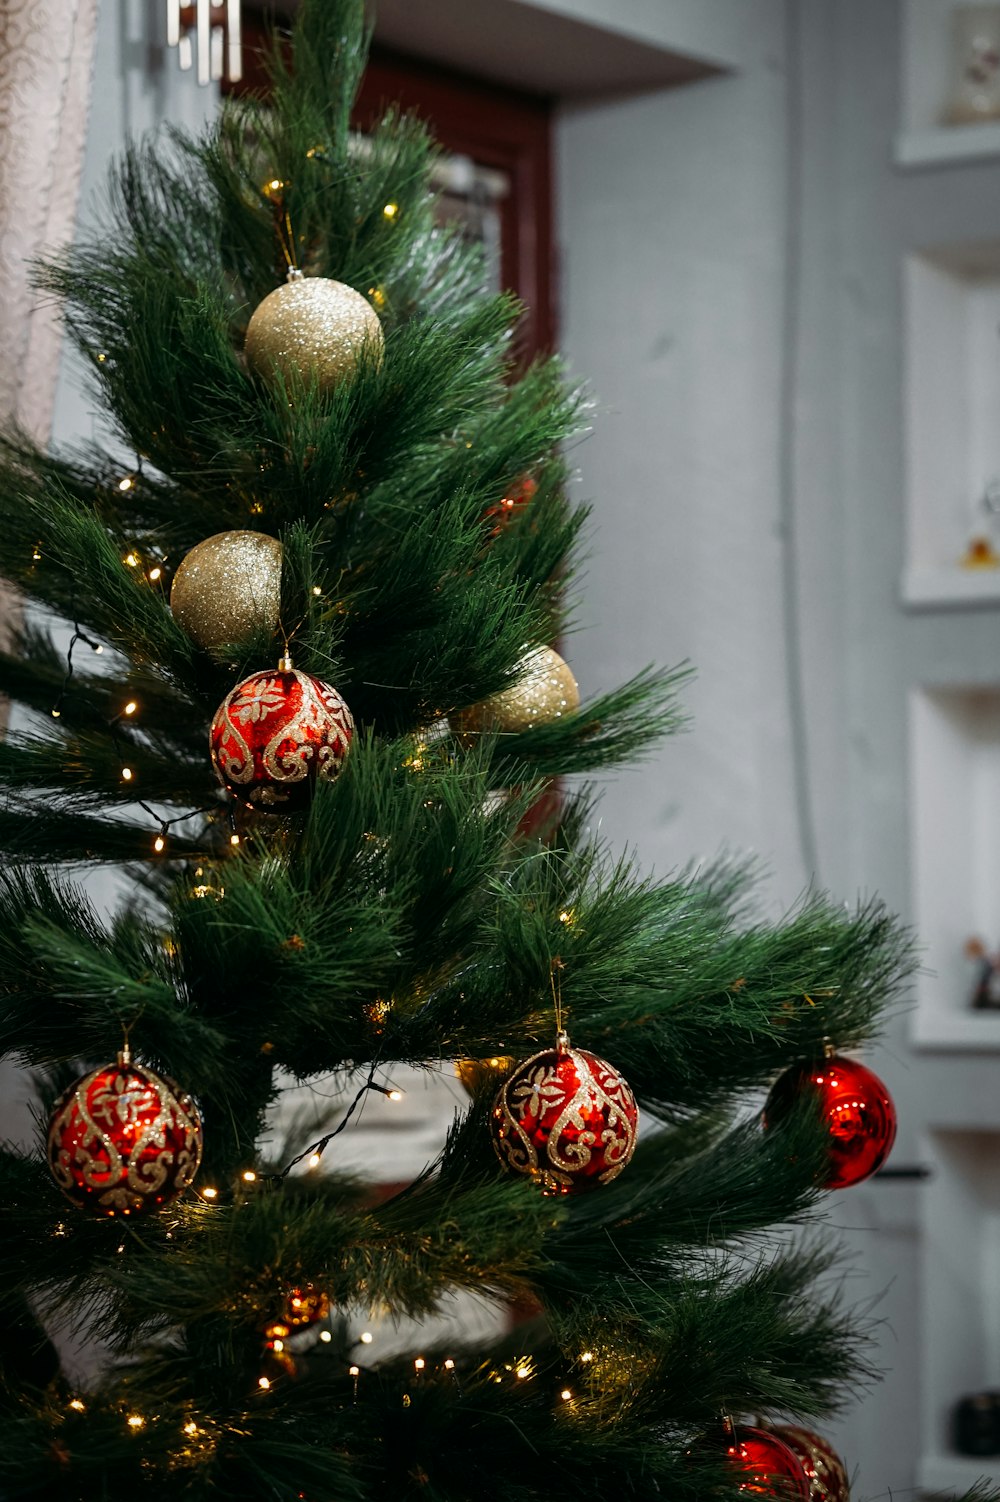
xmin=229 ymin=25 xmax=556 ymax=357
xmin=356 ymin=48 xmax=555 ymax=357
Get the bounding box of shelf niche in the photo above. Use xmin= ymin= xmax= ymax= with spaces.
xmin=903 ymin=242 xmax=1000 ymax=610
xmin=918 ymin=1128 xmax=1000 ymax=1496
xmin=897 ymin=0 xmax=1000 ymax=168
xmin=911 ymin=685 xmax=1000 ymax=1049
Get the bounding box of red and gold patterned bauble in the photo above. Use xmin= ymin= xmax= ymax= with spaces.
xmin=47 ymin=1052 xmax=203 ymax=1217
xmin=767 ymin=1426 xmax=850 ymax=1502
xmin=764 ymin=1053 xmax=896 ymax=1190
xmin=210 ymin=655 xmax=354 ymax=812
xmin=283 ymin=1284 xmax=331 ymax=1330
xmin=721 ymin=1425 xmax=811 ymax=1500
xmin=264 ymin=1285 xmax=331 ymax=1348
xmin=490 ymin=1034 xmax=638 ymax=1195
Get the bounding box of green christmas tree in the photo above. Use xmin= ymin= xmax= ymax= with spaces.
xmin=0 ymin=4 xmax=920 ymax=1497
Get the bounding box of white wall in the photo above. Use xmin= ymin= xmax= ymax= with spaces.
xmin=557 ymin=3 xmax=936 ymax=1495
xmin=557 ymin=3 xmax=805 ymax=900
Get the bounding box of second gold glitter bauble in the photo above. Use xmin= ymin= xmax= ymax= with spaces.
xmin=170 ymin=531 xmax=283 ymax=654
xmin=244 ymin=274 xmax=383 ymax=394
xmin=452 ymin=646 xmax=580 ymax=738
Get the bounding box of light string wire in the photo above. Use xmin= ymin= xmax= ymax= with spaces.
xmin=267 ymin=1059 xmax=402 ymax=1180
xmin=50 ymin=626 xmax=219 ymax=854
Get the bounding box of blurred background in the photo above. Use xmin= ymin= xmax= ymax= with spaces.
xmin=7 ymin=1 xmax=1000 ymax=1495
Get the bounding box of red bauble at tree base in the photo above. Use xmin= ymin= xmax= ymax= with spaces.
xmin=47 ymin=1051 xmax=203 ymax=1216
xmin=490 ymin=1032 xmax=638 ymax=1195
xmin=767 ymin=1425 xmax=850 ymax=1502
xmin=210 ymin=654 xmax=354 ymax=813
xmin=720 ymin=1425 xmax=812 ymax=1500
xmin=764 ymin=1052 xmax=896 ymax=1190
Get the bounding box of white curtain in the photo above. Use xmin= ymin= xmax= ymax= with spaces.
xmin=0 ymin=0 xmax=98 ymax=667
xmin=0 ymin=0 xmax=99 ymax=442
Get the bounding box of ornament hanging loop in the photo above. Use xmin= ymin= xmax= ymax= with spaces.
xmin=550 ymin=956 xmax=566 ymax=1043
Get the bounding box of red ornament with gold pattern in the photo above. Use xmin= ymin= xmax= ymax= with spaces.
xmin=490 ymin=1031 xmax=638 ymax=1195
xmin=210 ymin=653 xmax=353 ymax=812
xmin=46 ymin=1048 xmax=203 ymax=1216
xmin=764 ymin=1049 xmax=896 ymax=1190
xmin=767 ymin=1425 xmax=850 ymax=1502
xmin=719 ymin=1423 xmax=811 ymax=1500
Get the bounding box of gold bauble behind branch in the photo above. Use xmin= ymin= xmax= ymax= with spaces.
xmin=170 ymin=530 xmax=282 ymax=654
xmin=455 ymin=1056 xmax=515 ymax=1097
xmin=244 ymin=273 xmax=384 ymax=394
xmin=452 ymin=646 xmax=580 ymax=738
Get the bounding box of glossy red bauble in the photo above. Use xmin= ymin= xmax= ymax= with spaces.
xmin=723 ymin=1426 xmax=811 ymax=1500
xmin=768 ymin=1425 xmax=850 ymax=1502
xmin=765 ymin=1054 xmax=896 ymax=1190
xmin=490 ymin=1039 xmax=638 ymax=1195
xmin=210 ymin=662 xmax=353 ymax=812
xmin=47 ymin=1056 xmax=203 ymax=1216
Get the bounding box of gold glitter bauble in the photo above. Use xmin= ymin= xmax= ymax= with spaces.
xmin=170 ymin=531 xmax=282 ymax=654
xmin=244 ymin=275 xmax=383 ymax=394
xmin=455 ymin=1056 xmax=515 ymax=1097
xmin=453 ymin=646 xmax=580 ymax=738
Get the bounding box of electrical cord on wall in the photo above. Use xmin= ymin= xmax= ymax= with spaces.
xmin=778 ymin=0 xmax=820 ymax=886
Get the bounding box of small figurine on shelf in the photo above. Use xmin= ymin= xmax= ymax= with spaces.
xmin=960 ymin=479 xmax=1000 ymax=570
xmin=943 ymin=6 xmax=1000 ymax=126
xmin=964 ymin=937 xmax=1000 ymax=1010
xmin=954 ymin=1391 xmax=1000 ymax=1456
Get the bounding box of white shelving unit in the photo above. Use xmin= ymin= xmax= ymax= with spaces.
xmin=903 ymin=240 xmax=1000 ymax=608
xmin=896 ymin=0 xmax=1000 ymax=168
xmin=893 ymin=8 xmax=1000 ymax=1495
